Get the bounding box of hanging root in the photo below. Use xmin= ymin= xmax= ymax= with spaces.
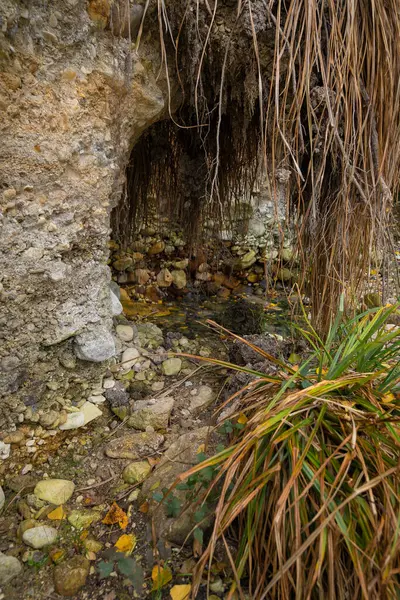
xmin=112 ymin=0 xmax=400 ymax=333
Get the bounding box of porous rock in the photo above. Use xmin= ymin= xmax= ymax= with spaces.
xmin=127 ymin=396 xmax=174 ymax=430
xmin=105 ymin=431 xmax=164 ymax=460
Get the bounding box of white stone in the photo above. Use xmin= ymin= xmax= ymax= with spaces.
xmin=116 ymin=324 xmax=134 ymax=342
xmin=88 ymin=394 xmax=106 ymax=404
xmin=121 ymin=347 xmax=140 ymax=370
xmin=81 ymin=401 xmax=102 ymax=425
xmin=59 ymin=412 xmax=85 ymax=430
xmin=23 ymin=525 xmax=58 ymax=549
xmin=34 ymin=479 xmax=75 ymax=504
xmin=0 ymin=441 xmax=10 ymax=460
xmin=151 ymin=381 xmax=165 ymax=392
xmin=74 ymin=325 xmax=116 ymax=363
xmin=0 ymin=552 xmax=22 ymax=585
xmin=102 ymin=378 xmax=115 ymax=389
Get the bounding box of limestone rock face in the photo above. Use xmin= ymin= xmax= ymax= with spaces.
xmin=0 ymin=0 xmax=168 ymax=428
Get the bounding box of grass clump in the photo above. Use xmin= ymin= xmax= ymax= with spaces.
xmin=182 ymin=302 xmax=400 ymax=599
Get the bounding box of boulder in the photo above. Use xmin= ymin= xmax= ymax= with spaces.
xmin=140 ymin=428 xmax=212 ymax=544
xmin=110 ymin=290 xmax=123 ymax=316
xmin=127 ymin=396 xmax=174 ymax=430
xmin=105 ymin=432 xmax=164 ymax=460
xmin=34 ymin=479 xmax=75 ymax=505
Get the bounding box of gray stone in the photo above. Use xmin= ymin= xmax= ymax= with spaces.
xmin=0 ymin=552 xmax=22 ymax=585
xmin=104 ymin=381 xmax=129 ymax=406
xmin=54 ymin=555 xmax=90 ymax=597
xmin=105 ymin=432 xmax=164 ymax=460
xmin=127 ymin=396 xmax=174 ymax=431
xmin=34 ymin=479 xmax=75 ymax=505
xmin=110 ymin=290 xmax=123 ymax=316
xmin=23 ymin=525 xmax=58 ymax=548
xmin=74 ymin=325 xmax=116 ymax=363
xmin=162 ymin=357 xmax=182 ymax=376
xmin=189 ymin=385 xmax=215 ymax=414
xmin=140 ymin=428 xmax=212 ymax=544
xmin=121 ymin=347 xmax=140 ymax=370
xmin=116 ymin=324 xmax=135 ymax=342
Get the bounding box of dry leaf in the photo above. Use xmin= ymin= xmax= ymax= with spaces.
xmin=115 ymin=533 xmax=137 ymax=554
xmin=193 ymin=536 xmax=202 ymax=557
xmin=102 ymin=502 xmax=129 ymax=530
xmin=170 ymin=584 xmax=192 ymax=600
xmin=151 ymin=565 xmax=172 ymax=590
xmin=150 ymin=481 xmax=160 ymax=491
xmin=47 ymin=505 xmax=66 ymax=520
xmin=139 ymin=501 xmax=149 ymax=513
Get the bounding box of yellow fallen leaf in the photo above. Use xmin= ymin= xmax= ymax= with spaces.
xmin=315 ymin=367 xmax=328 ymax=376
xmin=170 ymin=584 xmax=192 ymax=600
xmin=152 ymin=565 xmax=172 ymax=590
xmin=382 ymin=392 xmax=395 ymax=404
xmin=47 ymin=505 xmax=66 ymax=520
xmin=139 ymin=501 xmax=149 ymax=513
xmin=115 ymin=533 xmax=137 ymax=554
xmin=102 ymin=502 xmax=129 ymax=530
xmin=196 ymin=444 xmax=205 ymax=454
xmin=150 ymin=480 xmax=160 ymax=491
xmin=237 ymin=413 xmax=248 ymax=425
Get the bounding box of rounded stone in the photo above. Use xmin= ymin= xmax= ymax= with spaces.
xmin=121 ymin=347 xmax=140 ymax=370
xmin=74 ymin=325 xmax=116 ymax=363
xmin=122 ymin=461 xmax=152 ymax=484
xmin=22 ymin=525 xmax=58 ymax=549
xmin=161 ymin=357 xmax=182 ymax=376
xmin=54 ymin=555 xmax=90 ymax=597
xmin=0 ymin=552 xmax=22 ymax=585
xmin=116 ymin=324 xmax=135 ymax=342
xmin=34 ymin=479 xmax=75 ymax=505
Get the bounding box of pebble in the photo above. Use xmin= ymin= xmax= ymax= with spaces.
xmin=22 ymin=525 xmax=58 ymax=549
xmin=121 ymin=347 xmax=140 ymax=370
xmin=122 ymin=461 xmax=152 ymax=484
xmin=0 ymin=552 xmax=22 ymax=585
xmin=0 ymin=442 xmax=10 ymax=460
xmin=34 ymin=479 xmax=75 ymax=505
xmin=116 ymin=324 xmax=135 ymax=342
xmin=3 ymin=431 xmax=25 ymax=444
xmin=161 ymin=357 xmax=182 ymax=376
xmin=59 ymin=411 xmax=85 ymax=430
xmin=54 ymin=555 xmax=90 ymax=597
xmin=102 ymin=378 xmax=115 ymax=389
xmin=151 ymin=381 xmax=165 ymax=392
xmin=21 ymin=464 xmax=33 ymax=475
xmin=81 ymin=401 xmax=102 ymax=425
xmin=87 ymin=394 xmax=106 ymax=404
